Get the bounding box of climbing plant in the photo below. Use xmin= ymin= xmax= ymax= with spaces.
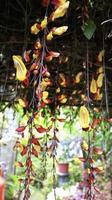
xmin=2 ymin=0 xmax=111 ymax=199
xmin=13 ymin=1 xmax=70 ymax=199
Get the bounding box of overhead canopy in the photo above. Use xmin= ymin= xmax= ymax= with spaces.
xmin=0 ymin=0 xmax=112 ymax=110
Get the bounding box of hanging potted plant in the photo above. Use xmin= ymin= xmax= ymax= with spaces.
xmin=56 ymin=141 xmax=70 ymax=175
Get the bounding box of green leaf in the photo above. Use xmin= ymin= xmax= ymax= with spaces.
xmin=82 ymin=19 xmax=96 ymax=40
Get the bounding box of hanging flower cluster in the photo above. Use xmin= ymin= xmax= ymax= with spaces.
xmin=90 ymin=50 xmax=104 ymax=101
xmin=12 ymin=3 xmax=70 ymax=109
xmin=79 ymin=105 xmax=104 ymax=199
xmin=13 ymin=0 xmax=70 ymax=199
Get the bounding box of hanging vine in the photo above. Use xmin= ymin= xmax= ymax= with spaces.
xmin=13 ymin=1 xmax=70 ymax=199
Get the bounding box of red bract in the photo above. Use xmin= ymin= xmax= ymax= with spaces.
xmin=30 ymin=63 xmax=38 ymax=72
xmin=16 ymin=126 xmax=26 ymax=132
xmin=32 ymin=146 xmax=38 ymax=157
xmin=22 ymin=76 xmax=29 ymax=87
xmin=46 ymin=99 xmax=52 ymax=104
xmin=84 ymin=191 xmax=89 ymax=199
xmin=51 ymin=0 xmax=60 ymax=6
xmin=21 ymin=146 xmax=27 ymax=156
xmin=92 ymin=167 xmax=103 ymax=173
xmin=36 ymin=126 xmax=47 ymax=133
xmin=107 ymin=118 xmax=112 ymax=123
xmin=93 ymin=147 xmax=103 ymax=155
xmin=41 ymin=0 xmax=50 ymax=7
xmin=36 ymin=90 xmax=42 ymax=99
xmin=57 ymin=118 xmax=65 ymax=122
xmin=94 ymin=186 xmax=100 ymax=194
xmin=26 ymin=159 xmax=32 ymax=168
xmin=89 ymin=158 xmax=95 ymax=164
xmin=49 ymin=51 xmax=60 ymax=57
xmin=89 ymin=173 xmax=95 ymax=183
xmin=45 ymin=55 xmax=53 ymax=62
xmin=18 ymin=162 xmax=24 ymax=167
xmin=91 ymin=118 xmax=101 ymax=129
xmin=37 ymin=102 xmax=46 ymax=110
xmin=36 ymin=23 xmax=42 ymax=30
xmin=32 ymin=137 xmax=40 ymax=145
xmin=28 ymin=179 xmax=33 ymax=184
xmin=42 ymin=67 xmax=48 ymax=76
xmin=78 ymin=157 xmax=86 ymax=162
xmin=24 ymin=50 xmax=31 ymax=62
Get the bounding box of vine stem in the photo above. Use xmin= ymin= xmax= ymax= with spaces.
xmin=23 ymin=9 xmax=49 ymax=200
xmin=23 ymin=123 xmax=33 ymax=200
xmin=86 ymin=41 xmax=90 ymax=108
xmin=102 ymin=25 xmax=109 ymax=117
xmin=86 ymin=41 xmax=93 ymax=199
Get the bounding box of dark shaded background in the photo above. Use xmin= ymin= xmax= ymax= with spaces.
xmin=0 ymin=0 xmax=112 ymax=111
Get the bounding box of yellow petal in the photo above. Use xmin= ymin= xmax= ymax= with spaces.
xmin=95 ymin=89 xmax=103 ymax=100
xmin=41 ymin=78 xmax=51 ymax=90
xmin=47 ymin=32 xmax=53 ymax=40
xmin=42 ymin=91 xmax=49 ymax=100
xmin=97 ymin=66 xmax=103 ymax=74
xmin=41 ymin=81 xmax=48 ymax=90
xmin=56 ymin=87 xmax=61 ymax=93
xmin=18 ymin=99 xmax=27 ymax=107
xmin=41 ymin=16 xmax=48 ymax=29
xmin=34 ymin=145 xmax=41 ymax=153
xmin=61 ymin=98 xmax=67 ymax=103
xmin=79 ymin=106 xmax=89 ymax=129
xmin=90 ymin=78 xmax=97 ymax=94
xmin=53 ymin=26 xmax=68 ymax=36
xmin=97 ymin=50 xmax=105 ymax=62
xmin=59 ymin=73 xmax=66 ymax=86
xmin=75 ymin=72 xmax=83 ymax=83
xmin=87 ymin=168 xmax=91 ymax=174
xmin=82 ymin=140 xmax=88 ymax=151
xmin=31 ymin=23 xmax=40 ymax=34
xmin=51 ymin=1 xmax=70 ymax=21
xmin=81 ymin=94 xmax=86 ymax=101
xmin=97 ymin=166 xmax=103 ymax=171
xmin=21 ymin=138 xmax=28 ymax=146
xmin=74 ymin=157 xmax=81 ymax=164
xmin=14 ymin=162 xmax=20 ymax=167
xmin=97 ymin=73 xmax=104 ymax=88
xmin=13 ymin=55 xmax=27 ymax=81
xmin=15 ymin=143 xmax=24 ymax=152
xmin=55 ymin=0 xmax=67 ymax=7
xmin=58 ymin=94 xmax=67 ymax=103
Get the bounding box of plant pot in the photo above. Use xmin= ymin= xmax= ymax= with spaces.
xmin=57 ymin=163 xmax=69 ymax=175
xmin=0 ymin=177 xmax=5 ymax=200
